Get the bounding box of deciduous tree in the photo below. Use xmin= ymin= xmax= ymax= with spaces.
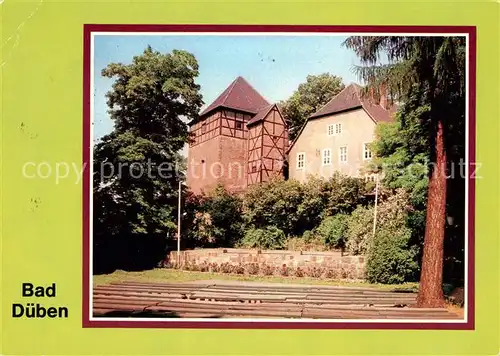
xmin=93 ymin=46 xmax=203 ymax=272
xmin=279 ymin=73 xmax=345 ymax=140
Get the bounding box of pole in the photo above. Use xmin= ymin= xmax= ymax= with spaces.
xmin=177 ymin=180 xmax=181 ymax=266
xmin=372 ymin=173 xmax=379 ymax=238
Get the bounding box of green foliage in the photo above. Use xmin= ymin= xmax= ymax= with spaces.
xmin=93 ymin=46 xmax=202 ymax=272
xmin=316 ymin=214 xmax=349 ymax=249
xmin=345 ymin=206 xmax=374 ymax=255
xmin=364 ymin=190 xmax=420 ymax=283
xmin=279 ymin=73 xmax=345 ymax=140
xmin=242 ymin=175 xmax=366 ymax=238
xmin=240 ymin=226 xmax=286 ymax=250
xmin=323 ymin=173 xmax=367 ymax=215
xmin=102 ymin=46 xmax=202 ymax=142
xmin=343 ymin=36 xmax=467 ymax=288
xmin=242 ymin=177 xmax=306 ymax=236
xmin=184 ymin=185 xmax=244 ymax=248
xmin=366 ymin=230 xmax=419 ymax=284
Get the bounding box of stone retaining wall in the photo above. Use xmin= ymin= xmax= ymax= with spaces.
xmin=168 ymin=248 xmax=365 ymax=280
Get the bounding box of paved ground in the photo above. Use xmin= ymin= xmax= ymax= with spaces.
xmin=93 ymin=280 xmax=461 ymax=320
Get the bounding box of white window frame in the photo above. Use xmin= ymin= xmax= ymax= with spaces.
xmin=327 ymin=123 xmax=343 ymax=136
xmin=364 ymin=174 xmax=376 ymax=182
xmin=335 ymin=123 xmax=342 ymax=135
xmin=363 ymin=142 xmax=373 ymax=160
xmin=339 ymin=146 xmax=348 ymax=163
xmin=296 ymin=152 xmax=305 ymax=169
xmin=322 ymin=148 xmax=331 ymax=166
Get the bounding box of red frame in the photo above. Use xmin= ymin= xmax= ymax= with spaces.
xmin=83 ymin=24 xmax=476 ymax=329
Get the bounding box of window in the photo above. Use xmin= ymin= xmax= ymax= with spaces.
xmin=201 ymin=123 xmax=207 ymax=133
xmin=322 ymin=149 xmax=331 ymax=165
xmin=339 ymin=146 xmax=348 ymax=163
xmin=296 ymin=152 xmax=305 ymax=169
xmin=363 ymin=143 xmax=373 ymax=160
xmin=252 ymin=165 xmax=257 ymax=173
xmin=327 ymin=123 xmax=342 ymax=136
xmin=365 ymin=174 xmax=376 ymax=182
xmin=236 ymin=121 xmax=243 ymax=129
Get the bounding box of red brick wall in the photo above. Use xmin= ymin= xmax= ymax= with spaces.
xmin=187 ymin=138 xmax=221 ymax=194
xmin=218 ymin=135 xmax=247 ymax=192
xmin=187 ymin=131 xmax=248 ymax=194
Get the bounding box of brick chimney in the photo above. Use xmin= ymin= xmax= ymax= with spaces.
xmin=379 ymin=83 xmax=388 ymax=109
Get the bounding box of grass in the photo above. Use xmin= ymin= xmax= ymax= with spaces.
xmin=93 ymin=268 xmax=420 ymax=292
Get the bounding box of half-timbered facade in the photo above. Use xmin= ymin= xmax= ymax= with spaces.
xmin=187 ymin=77 xmax=288 ymax=193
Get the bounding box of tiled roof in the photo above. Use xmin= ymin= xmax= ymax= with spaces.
xmin=288 ymin=83 xmax=397 ymax=153
xmin=199 ymin=76 xmax=270 ymax=117
xmin=246 ymin=104 xmax=275 ymax=126
xmin=309 ymin=83 xmax=396 ymax=123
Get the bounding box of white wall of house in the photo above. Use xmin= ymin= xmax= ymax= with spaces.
xmin=288 ymin=108 xmax=376 ymax=182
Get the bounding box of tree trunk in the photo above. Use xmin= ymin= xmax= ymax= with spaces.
xmin=416 ymin=120 xmax=447 ymax=308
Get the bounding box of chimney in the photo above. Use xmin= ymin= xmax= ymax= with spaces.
xmin=379 ymin=83 xmax=388 ymax=109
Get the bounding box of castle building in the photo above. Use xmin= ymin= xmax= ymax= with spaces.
xmin=187 ymin=77 xmax=288 ymax=194
xmin=288 ymin=83 xmax=396 ymax=182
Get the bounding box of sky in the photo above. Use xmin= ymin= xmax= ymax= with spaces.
xmin=93 ymin=34 xmax=362 ymax=154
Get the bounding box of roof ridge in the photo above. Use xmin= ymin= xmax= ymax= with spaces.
xmin=309 ymin=83 xmax=360 ymax=118
xmin=220 ymin=77 xmax=241 ymax=105
xmin=237 ymin=76 xmax=270 ymax=105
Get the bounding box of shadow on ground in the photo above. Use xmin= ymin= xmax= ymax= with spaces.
xmin=93 ymin=310 xmax=222 ymax=319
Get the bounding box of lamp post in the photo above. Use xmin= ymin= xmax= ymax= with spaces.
xmin=372 ymin=172 xmax=379 ymax=238
xmin=177 ymin=180 xmax=182 ymax=266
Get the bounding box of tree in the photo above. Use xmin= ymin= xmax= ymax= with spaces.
xmin=93 ymin=46 xmax=203 ymax=272
xmin=344 ymin=37 xmax=465 ymax=307
xmin=186 ymin=185 xmax=244 ymax=248
xmin=279 ymin=73 xmax=345 ymax=140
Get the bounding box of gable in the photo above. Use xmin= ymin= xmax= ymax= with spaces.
xmin=199 ymin=76 xmax=270 ymax=117
xmin=288 ymin=108 xmax=375 ymax=153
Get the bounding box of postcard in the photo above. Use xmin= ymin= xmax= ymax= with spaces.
xmin=1 ymin=1 xmax=498 ymax=355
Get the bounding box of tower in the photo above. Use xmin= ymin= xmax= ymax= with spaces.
xmin=187 ymin=77 xmax=288 ymax=194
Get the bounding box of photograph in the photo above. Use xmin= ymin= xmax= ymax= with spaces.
xmin=4 ymin=0 xmax=499 ymax=354
xmin=85 ymin=26 xmax=474 ymax=327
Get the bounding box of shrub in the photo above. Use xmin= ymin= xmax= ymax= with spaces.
xmin=239 ymin=226 xmax=286 ymax=250
xmin=285 ymin=234 xmax=327 ymax=251
xmin=199 ymin=261 xmax=209 ymax=272
xmin=241 ymin=175 xmax=366 ymax=238
xmin=294 ymin=267 xmax=304 ymax=277
xmin=345 ymin=206 xmax=374 ymax=255
xmin=259 ymin=264 xmax=275 ymax=276
xmin=323 ymin=267 xmax=340 ymax=279
xmin=366 ymin=229 xmax=419 ymax=284
xmin=186 ymin=184 xmax=244 ymax=248
xmin=244 ymin=263 xmax=259 ymax=275
xmin=219 ymin=262 xmax=233 ymax=274
xmin=279 ymin=264 xmax=291 ymax=276
xmin=323 ymin=173 xmax=367 ymax=215
xmin=233 ymin=264 xmax=245 ymax=275
xmin=316 ymin=214 xmax=349 ymax=250
xmin=364 ymin=189 xmax=420 ymax=284
xmin=208 ymin=262 xmax=220 ymax=273
xmin=242 ymin=177 xmax=304 ymax=236
xmin=304 ymin=266 xmax=324 ymax=278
